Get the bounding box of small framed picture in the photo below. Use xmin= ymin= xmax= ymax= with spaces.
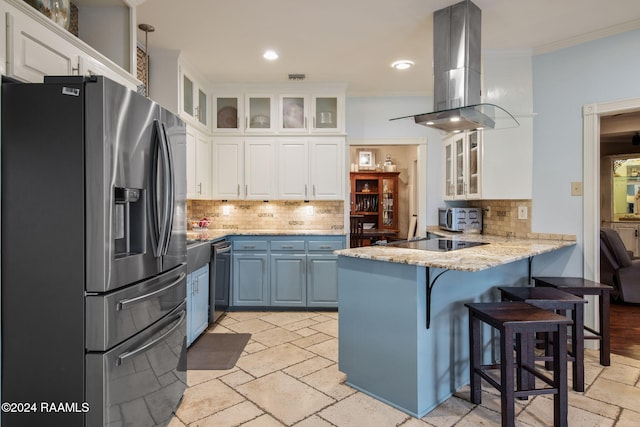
xmin=358 ymin=151 xmax=374 ymax=169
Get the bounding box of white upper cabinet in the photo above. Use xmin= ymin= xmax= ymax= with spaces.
xmin=443 ymin=124 xmax=532 ymax=200
xmin=278 ymin=137 xmax=344 ymax=200
xmin=6 ymin=6 xmax=79 ymax=82
xmin=149 ymin=50 xmax=211 ymax=132
xmin=211 ymin=137 xmax=278 ymax=200
xmin=181 ymin=67 xmax=210 ymax=130
xmin=444 ymin=131 xmax=481 ymax=200
xmin=2 ymin=0 xmax=138 ymax=89
xmin=210 ymin=84 xmax=346 ymax=135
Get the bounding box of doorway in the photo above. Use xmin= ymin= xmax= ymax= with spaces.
xmin=584 ymin=97 xmax=640 ymax=357
xmin=348 ymin=138 xmax=428 ymax=241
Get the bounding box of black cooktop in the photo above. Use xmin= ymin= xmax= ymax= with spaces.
xmin=387 ymin=238 xmax=488 ymax=252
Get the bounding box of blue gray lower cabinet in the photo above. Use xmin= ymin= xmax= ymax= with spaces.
xmin=231 ymin=236 xmax=344 ymax=308
xmin=187 ymin=263 xmax=210 ymax=347
xmin=337 ymin=255 xmax=529 ymax=418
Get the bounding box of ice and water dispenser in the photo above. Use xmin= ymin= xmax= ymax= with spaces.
xmin=114 ymin=187 xmax=146 ymax=258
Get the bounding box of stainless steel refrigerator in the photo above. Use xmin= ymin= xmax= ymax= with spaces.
xmin=1 ymin=76 xmax=188 ymax=426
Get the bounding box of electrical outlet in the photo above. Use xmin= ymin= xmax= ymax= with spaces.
xmin=518 ymin=206 xmax=528 ymax=220
xmin=571 ymin=181 xmax=583 ymax=196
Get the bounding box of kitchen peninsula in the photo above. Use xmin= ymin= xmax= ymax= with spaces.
xmin=335 ymin=233 xmax=575 ymax=418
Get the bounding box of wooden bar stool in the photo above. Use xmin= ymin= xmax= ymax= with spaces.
xmin=533 ymin=276 xmax=612 ymax=366
xmin=466 ymin=301 xmax=572 ymax=427
xmin=498 ymin=286 xmax=587 ymax=392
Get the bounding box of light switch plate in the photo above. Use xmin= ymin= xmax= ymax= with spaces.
xmin=571 ymin=182 xmax=583 ymax=196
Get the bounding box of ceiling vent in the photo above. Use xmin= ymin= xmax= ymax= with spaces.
xmin=288 ymin=73 xmax=306 ymax=81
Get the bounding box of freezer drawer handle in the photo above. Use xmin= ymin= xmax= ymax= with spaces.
xmin=116 ymin=309 xmax=186 ymax=366
xmin=116 ymin=273 xmax=186 ymax=311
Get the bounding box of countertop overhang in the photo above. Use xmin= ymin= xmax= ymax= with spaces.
xmin=335 ymin=233 xmax=576 ymax=272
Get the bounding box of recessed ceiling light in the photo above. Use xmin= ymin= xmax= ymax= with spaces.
xmin=263 ymin=50 xmax=279 ymax=60
xmin=391 ymin=60 xmax=414 ymax=70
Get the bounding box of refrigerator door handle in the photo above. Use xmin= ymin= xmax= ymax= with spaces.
xmin=115 ymin=308 xmax=186 ymax=366
xmin=160 ymin=122 xmax=175 ymax=256
xmin=150 ymin=120 xmax=163 ymax=258
xmin=152 ymin=120 xmax=173 ymax=258
xmin=116 ymin=272 xmax=186 ymax=311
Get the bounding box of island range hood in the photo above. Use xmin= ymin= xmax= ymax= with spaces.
xmin=391 ymin=0 xmax=518 ymax=133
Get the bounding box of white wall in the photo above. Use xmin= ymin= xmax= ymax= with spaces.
xmin=346 ymin=96 xmax=445 ymax=229
xmin=532 ymin=28 xmax=640 ymax=276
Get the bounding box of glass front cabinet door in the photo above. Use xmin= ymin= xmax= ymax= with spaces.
xmin=214 ymin=96 xmax=241 ymax=133
xmin=444 ymin=130 xmax=482 ymax=200
xmin=466 ymin=130 xmax=481 ymax=198
xmin=381 ymin=175 xmax=396 ymax=229
xmin=245 ymin=94 xmax=275 ymax=132
xmin=280 ymin=95 xmax=309 ymax=132
xmin=311 ymin=95 xmax=343 ymax=133
xmin=181 ymin=72 xmax=209 ymax=128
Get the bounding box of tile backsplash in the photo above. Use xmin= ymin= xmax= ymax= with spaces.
xmin=468 ymin=200 xmax=532 ymax=237
xmin=187 ymin=200 xmax=345 ymax=232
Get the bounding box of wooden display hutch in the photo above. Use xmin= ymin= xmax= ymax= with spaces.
xmin=350 ymin=172 xmax=400 ymax=243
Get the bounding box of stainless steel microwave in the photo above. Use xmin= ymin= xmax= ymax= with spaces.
xmin=438 ymin=207 xmax=482 ymax=233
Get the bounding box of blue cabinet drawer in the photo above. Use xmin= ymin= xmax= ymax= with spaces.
xmin=308 ymin=240 xmax=344 ymax=252
xmin=233 ymin=240 xmax=268 ymax=251
xmin=270 ymin=240 xmax=305 ymax=251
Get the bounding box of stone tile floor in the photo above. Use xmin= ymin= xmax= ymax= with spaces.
xmin=169 ymin=311 xmax=640 ymax=426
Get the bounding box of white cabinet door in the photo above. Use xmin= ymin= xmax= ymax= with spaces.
xmin=7 ymin=8 xmax=79 ymax=82
xmin=278 ymin=139 xmax=309 ymax=199
xmin=195 ymin=132 xmax=212 ymax=198
xmin=310 ymin=137 xmax=344 ymax=200
xmin=212 ymin=138 xmax=244 ymax=199
xmin=186 ymin=127 xmax=212 ymax=199
xmin=245 ymin=138 xmax=277 ymax=199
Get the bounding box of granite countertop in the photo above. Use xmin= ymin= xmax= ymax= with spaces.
xmin=334 ymin=233 xmax=576 ymax=272
xmin=187 ymin=229 xmax=346 ymax=241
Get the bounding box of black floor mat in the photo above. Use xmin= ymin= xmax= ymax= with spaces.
xmin=187 ymin=333 xmax=251 ymax=370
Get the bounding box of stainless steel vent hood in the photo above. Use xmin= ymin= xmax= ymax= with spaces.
xmin=391 ymin=0 xmax=518 ymax=132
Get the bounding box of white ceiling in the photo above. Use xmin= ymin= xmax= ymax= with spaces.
xmin=136 ymin=0 xmax=640 ymax=97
